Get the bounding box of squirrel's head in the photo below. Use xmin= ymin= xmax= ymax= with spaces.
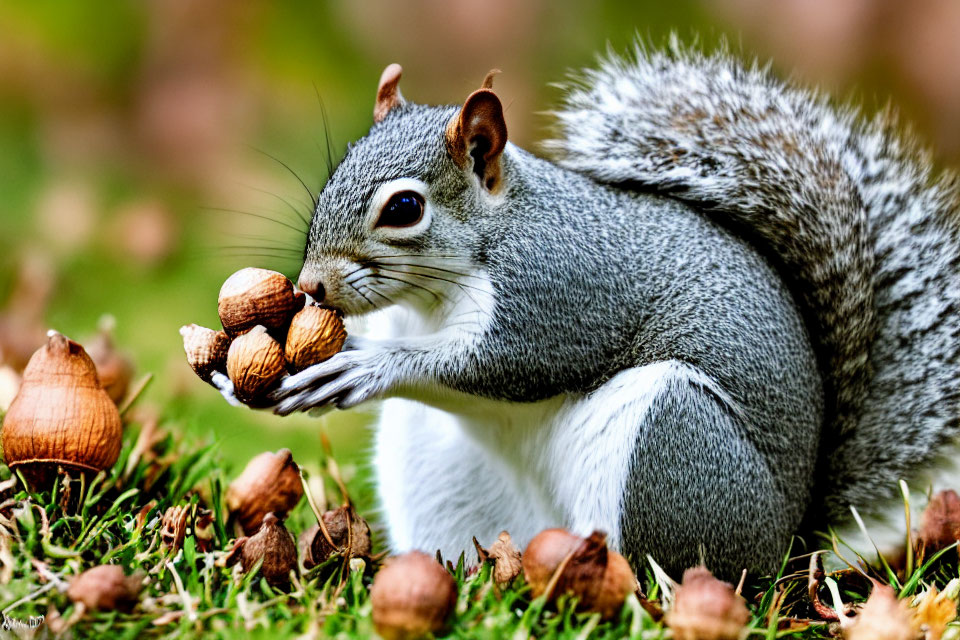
xmin=298 ymin=64 xmax=507 ymax=316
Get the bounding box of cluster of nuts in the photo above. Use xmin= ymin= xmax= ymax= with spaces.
xmin=181 ymin=267 xmax=346 ymax=403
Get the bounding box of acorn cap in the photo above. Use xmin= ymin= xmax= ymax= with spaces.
xmin=284 ymin=306 xmax=347 ymax=372
xmin=226 ymin=326 xmax=287 ymax=403
xmin=1 ymin=331 xmax=123 ymax=487
xmin=180 ymin=324 xmax=230 ymax=382
xmin=218 ymin=268 xmax=301 ymax=337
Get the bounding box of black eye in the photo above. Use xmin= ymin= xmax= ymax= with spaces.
xmin=376 ymin=191 xmax=424 ymax=228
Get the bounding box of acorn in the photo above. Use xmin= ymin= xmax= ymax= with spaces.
xmin=300 ymin=504 xmax=372 ymax=569
xmin=226 ymin=448 xmax=303 ymax=535
xmin=226 ymin=512 xmax=298 ymax=587
xmin=486 ymin=531 xmax=523 ymax=585
xmin=1 ymin=331 xmax=123 ymax=488
xmin=844 ymin=582 xmax=916 ymax=640
xmin=284 ymin=306 xmax=347 ymax=372
xmin=85 ymin=319 xmax=134 ymax=405
xmin=226 ymin=326 xmax=286 ymax=403
xmin=179 ymin=324 xmax=230 ymax=382
xmin=522 ymin=529 xmax=636 ymax=619
xmin=370 ymin=551 xmax=458 ymax=640
xmin=918 ymin=489 xmax=960 ymax=554
xmin=664 ymin=566 xmax=751 ymax=640
xmin=218 ymin=268 xmax=301 ymax=338
xmin=67 ymin=565 xmax=141 ymax=612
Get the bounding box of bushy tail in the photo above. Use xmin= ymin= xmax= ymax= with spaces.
xmin=544 ymin=40 xmax=960 ymax=520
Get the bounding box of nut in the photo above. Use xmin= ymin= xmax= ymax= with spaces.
xmin=225 ymin=512 xmax=298 ymax=587
xmin=226 ymin=448 xmax=303 ymax=535
xmin=85 ymin=319 xmax=134 ymax=405
xmin=284 ymin=306 xmax=347 ymax=372
xmin=844 ymin=582 xmax=916 ymax=640
xmin=665 ymin=567 xmax=750 ymax=640
xmin=67 ymin=565 xmax=141 ymax=612
xmin=370 ymin=551 xmax=457 ymax=640
xmin=522 ymin=529 xmax=635 ymax=619
xmin=918 ymin=489 xmax=960 ymax=554
xmin=180 ymin=324 xmax=230 ymax=381
xmin=226 ymin=326 xmax=286 ymax=403
xmin=300 ymin=504 xmax=372 ymax=569
xmin=1 ymin=331 xmax=123 ymax=489
xmin=218 ymin=268 xmax=301 ymax=337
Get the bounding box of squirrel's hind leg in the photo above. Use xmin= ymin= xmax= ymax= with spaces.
xmin=617 ymin=364 xmax=801 ymax=580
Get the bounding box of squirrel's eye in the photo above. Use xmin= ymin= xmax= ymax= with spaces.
xmin=376 ymin=191 xmax=424 ymax=228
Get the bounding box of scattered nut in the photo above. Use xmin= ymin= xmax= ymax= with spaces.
xmin=475 ymin=531 xmax=522 ymax=586
xmin=370 ymin=551 xmax=458 ymax=640
xmin=179 ymin=324 xmax=229 ymax=382
xmin=522 ymin=529 xmax=635 ymax=619
xmin=226 ymin=326 xmax=286 ymax=403
xmin=86 ymin=320 xmax=134 ymax=405
xmin=284 ymin=306 xmax=347 ymax=372
xmin=67 ymin=565 xmax=141 ymax=612
xmin=918 ymin=490 xmax=960 ymax=555
xmin=226 ymin=448 xmax=303 ymax=535
xmin=844 ymin=582 xmax=916 ymax=640
xmin=226 ymin=512 xmax=298 ymax=587
xmin=218 ymin=268 xmax=301 ymax=337
xmin=1 ymin=331 xmax=123 ymax=489
xmin=300 ymin=504 xmax=372 ymax=569
xmin=665 ymin=566 xmax=750 ymax=640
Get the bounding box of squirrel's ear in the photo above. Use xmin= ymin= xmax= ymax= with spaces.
xmin=374 ymin=63 xmax=405 ymax=124
xmin=446 ymin=88 xmax=507 ymax=193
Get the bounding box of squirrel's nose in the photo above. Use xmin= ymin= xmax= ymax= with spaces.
xmin=297 ymin=275 xmax=325 ymax=303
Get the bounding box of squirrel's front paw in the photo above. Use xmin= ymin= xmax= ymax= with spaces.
xmin=268 ymin=349 xmax=390 ymax=416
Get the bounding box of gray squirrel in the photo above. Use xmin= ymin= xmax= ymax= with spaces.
xmin=213 ymin=43 xmax=960 ymax=579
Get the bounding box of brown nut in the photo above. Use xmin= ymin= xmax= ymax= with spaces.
xmin=67 ymin=565 xmax=141 ymax=612
xmin=284 ymin=306 xmax=347 ymax=372
xmin=226 ymin=448 xmax=303 ymax=535
xmin=86 ymin=321 xmax=134 ymax=405
xmin=300 ymin=504 xmax=372 ymax=569
xmin=918 ymin=489 xmax=960 ymax=554
xmin=1 ymin=332 xmax=123 ymax=489
xmin=179 ymin=324 xmax=230 ymax=381
xmin=664 ymin=567 xmax=750 ymax=640
xmin=522 ymin=529 xmax=635 ymax=619
xmin=844 ymin=582 xmax=916 ymax=640
xmin=226 ymin=326 xmax=286 ymax=403
xmin=370 ymin=551 xmax=457 ymax=640
xmin=218 ymin=268 xmax=300 ymax=337
xmin=226 ymin=512 xmax=298 ymax=587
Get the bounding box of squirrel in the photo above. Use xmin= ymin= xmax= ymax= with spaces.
xmin=213 ymin=43 xmax=960 ymax=579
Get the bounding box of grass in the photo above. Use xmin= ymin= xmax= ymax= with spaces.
xmin=2 ymin=402 xmax=960 ymax=639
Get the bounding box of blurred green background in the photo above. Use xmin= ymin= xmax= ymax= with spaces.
xmin=1 ymin=0 xmax=957 ymax=474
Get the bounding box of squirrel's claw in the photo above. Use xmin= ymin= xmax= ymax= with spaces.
xmin=210 ymin=371 xmax=244 ymax=408
xmin=270 ymin=350 xmax=387 ymax=415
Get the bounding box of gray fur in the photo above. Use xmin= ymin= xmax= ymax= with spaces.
xmin=544 ymin=42 xmax=960 ymax=522
xmin=284 ymin=42 xmax=959 ymax=576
